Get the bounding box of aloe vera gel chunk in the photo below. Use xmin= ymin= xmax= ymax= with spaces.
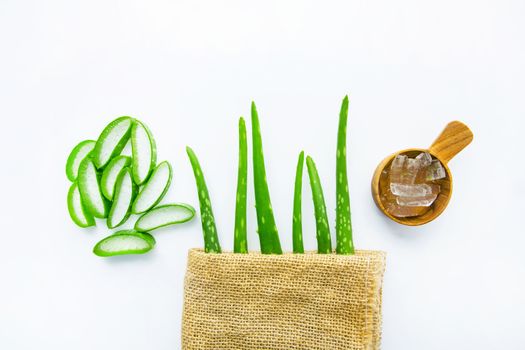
xmin=135 ymin=204 xmax=195 ymax=232
xmin=77 ymin=157 xmax=108 ymax=218
xmin=101 ymin=155 xmax=131 ymax=200
xmin=66 ymin=140 xmax=96 ymax=182
xmin=132 ymin=161 xmax=172 ymax=214
xmin=131 ymin=120 xmax=157 ymax=185
xmin=107 ymin=168 xmax=137 ymax=229
xmin=92 ymin=117 xmax=133 ymax=169
xmin=93 ymin=230 xmax=155 ymax=257
xmin=67 ymin=181 xmax=95 ymax=228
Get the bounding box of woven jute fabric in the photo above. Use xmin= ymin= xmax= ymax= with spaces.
xmin=182 ymin=249 xmax=386 ymax=350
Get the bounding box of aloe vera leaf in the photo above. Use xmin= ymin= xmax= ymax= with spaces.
xmin=66 ymin=140 xmax=96 ymax=182
xmin=135 ymin=203 xmax=195 ymax=232
xmin=131 ymin=161 xmax=172 ymax=214
xmin=306 ymin=156 xmax=332 ymax=254
xmin=92 ymin=117 xmax=133 ymax=169
xmin=93 ymin=230 xmax=155 ymax=257
xmin=107 ymin=168 xmax=137 ymax=229
xmin=186 ymin=146 xmax=221 ymax=253
xmin=335 ymin=96 xmax=354 ymax=254
xmin=101 ymin=155 xmax=132 ymax=200
xmin=77 ymin=157 xmax=109 ymax=218
xmin=251 ymin=102 xmax=282 ymax=254
xmin=67 ymin=181 xmax=95 ymax=228
xmin=234 ymin=117 xmax=248 ymax=253
xmin=131 ymin=120 xmax=157 ymax=185
xmin=292 ymin=151 xmax=305 ymax=253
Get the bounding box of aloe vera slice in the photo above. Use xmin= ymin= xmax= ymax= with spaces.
xmin=111 ymin=230 xmax=156 ymax=246
xmin=92 ymin=116 xmax=133 ymax=169
xmin=186 ymin=146 xmax=222 ymax=253
xmin=131 ymin=120 xmax=157 ymax=185
xmin=66 ymin=140 xmax=96 ymax=182
xmin=131 ymin=161 xmax=172 ymax=214
xmin=134 ymin=203 xmax=195 ymax=232
xmin=93 ymin=230 xmax=155 ymax=257
xmin=77 ymin=157 xmax=109 ymax=218
xmin=101 ymin=155 xmax=132 ymax=200
xmin=306 ymin=156 xmax=332 ymax=254
xmin=67 ymin=181 xmax=95 ymax=228
xmin=107 ymin=168 xmax=137 ymax=229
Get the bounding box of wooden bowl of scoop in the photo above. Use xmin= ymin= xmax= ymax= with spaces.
xmin=372 ymin=121 xmax=473 ymax=226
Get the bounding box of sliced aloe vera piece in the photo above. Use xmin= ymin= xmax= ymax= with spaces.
xmin=92 ymin=117 xmax=133 ymax=169
xmin=66 ymin=140 xmax=96 ymax=182
xmin=67 ymin=181 xmax=95 ymax=228
xmin=132 ymin=161 xmax=172 ymax=214
xmin=107 ymin=168 xmax=137 ymax=229
xmin=93 ymin=230 xmax=155 ymax=257
xmin=134 ymin=204 xmax=195 ymax=232
xmin=77 ymin=157 xmax=109 ymax=218
xmin=101 ymin=155 xmax=132 ymax=200
xmin=131 ymin=120 xmax=157 ymax=185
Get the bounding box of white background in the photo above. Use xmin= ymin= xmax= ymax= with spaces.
xmin=1 ymin=1 xmax=524 ymax=349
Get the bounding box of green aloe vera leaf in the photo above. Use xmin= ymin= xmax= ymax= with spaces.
xmin=77 ymin=157 xmax=109 ymax=218
xmin=107 ymin=168 xmax=137 ymax=229
xmin=67 ymin=181 xmax=95 ymax=228
xmin=92 ymin=117 xmax=133 ymax=169
xmin=134 ymin=203 xmax=195 ymax=232
xmin=101 ymin=155 xmax=132 ymax=200
xmin=93 ymin=230 xmax=155 ymax=257
xmin=234 ymin=117 xmax=248 ymax=253
xmin=186 ymin=146 xmax=221 ymax=253
xmin=306 ymin=156 xmax=332 ymax=254
xmin=66 ymin=140 xmax=96 ymax=182
xmin=131 ymin=120 xmax=157 ymax=185
xmin=131 ymin=161 xmax=172 ymax=214
xmin=292 ymin=151 xmax=305 ymax=253
xmin=251 ymin=102 xmax=282 ymax=254
xmin=335 ymin=96 xmax=354 ymax=254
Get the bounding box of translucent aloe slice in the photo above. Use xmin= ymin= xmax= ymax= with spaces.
xmin=77 ymin=157 xmax=109 ymax=218
xmin=107 ymin=168 xmax=137 ymax=229
xmin=131 ymin=161 xmax=172 ymax=214
xmin=67 ymin=181 xmax=95 ymax=228
xmin=101 ymin=155 xmax=132 ymax=200
xmin=92 ymin=117 xmax=133 ymax=169
xmin=131 ymin=120 xmax=157 ymax=185
xmin=93 ymin=230 xmax=155 ymax=257
xmin=134 ymin=204 xmax=195 ymax=232
xmin=66 ymin=140 xmax=96 ymax=181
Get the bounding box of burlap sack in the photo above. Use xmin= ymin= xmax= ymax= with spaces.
xmin=182 ymin=249 xmax=386 ymax=350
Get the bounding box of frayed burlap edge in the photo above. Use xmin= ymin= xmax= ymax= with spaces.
xmin=182 ymin=249 xmax=386 ymax=350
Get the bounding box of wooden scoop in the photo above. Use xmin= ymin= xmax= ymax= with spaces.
xmin=371 ymin=121 xmax=473 ymax=226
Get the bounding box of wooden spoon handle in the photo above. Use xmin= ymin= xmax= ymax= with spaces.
xmin=429 ymin=121 xmax=473 ymax=164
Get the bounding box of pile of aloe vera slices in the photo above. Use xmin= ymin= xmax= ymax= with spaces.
xmin=66 ymin=117 xmax=195 ymax=257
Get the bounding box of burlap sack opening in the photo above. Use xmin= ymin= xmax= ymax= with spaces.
xmin=182 ymin=249 xmax=386 ymax=350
